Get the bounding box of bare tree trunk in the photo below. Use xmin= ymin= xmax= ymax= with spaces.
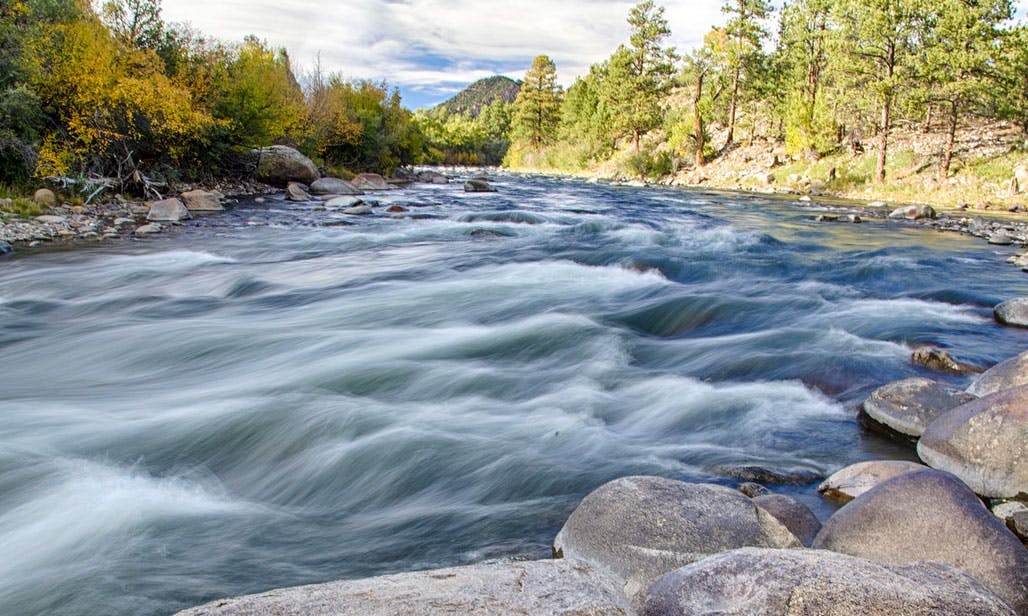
xmin=633 ymin=129 xmax=640 ymax=153
xmin=923 ymin=103 xmax=933 ymax=133
xmin=876 ymin=96 xmax=891 ymax=184
xmin=940 ymin=97 xmax=959 ymax=183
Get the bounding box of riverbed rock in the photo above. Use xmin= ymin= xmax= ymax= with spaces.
xmin=34 ymin=215 xmax=67 ymax=225
xmin=174 ymin=559 xmax=631 ymax=616
xmin=552 ymin=476 xmax=801 ymax=603
xmin=968 ymin=350 xmax=1028 ymax=396
xmin=917 ymin=386 xmax=1028 ymax=499
xmin=146 ymin=198 xmax=191 ymax=222
xmin=134 ymin=223 xmax=162 ymax=236
xmin=465 ymin=179 xmax=497 ymax=193
xmin=717 ymin=465 xmax=823 ymax=485
xmin=0 ymin=240 xmax=12 ymax=255
xmin=33 ymin=188 xmax=56 ymax=207
xmin=860 ymin=377 xmax=977 ymax=438
xmin=812 ymin=468 xmax=1028 ymax=612
xmin=254 ymin=146 xmax=320 ymax=186
xmin=309 ymin=177 xmax=363 ymax=196
xmin=343 ymin=205 xmax=373 ymax=215
xmin=912 ymin=346 xmax=982 ymax=375
xmin=417 ymin=170 xmax=449 ymax=184
xmin=989 ymin=233 xmax=1016 ymax=246
xmin=285 ymin=182 xmax=310 ymax=202
xmin=351 ymin=173 xmax=394 ymax=191
xmin=324 ymin=197 xmax=363 ymax=210
xmin=995 ymin=297 xmax=1028 ymax=328
xmin=386 ymin=205 xmax=408 ymax=213
xmin=889 ymin=204 xmax=937 ymax=220
xmin=993 ymin=501 xmax=1028 ymax=543
xmin=737 ymin=482 xmax=770 ymax=497
xmin=752 ymin=494 xmax=822 ymax=546
xmin=641 ymin=547 xmax=1016 ymax=616
xmin=180 ymin=189 xmax=224 ymax=212
xmin=817 ymin=460 xmax=925 ymax=503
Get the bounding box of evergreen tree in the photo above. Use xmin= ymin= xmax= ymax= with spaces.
xmin=603 ymin=0 xmax=678 ymax=151
xmin=996 ymin=24 xmax=1028 ymax=137
xmin=777 ymin=0 xmax=834 ymax=154
xmin=721 ymin=0 xmax=772 ymax=147
xmin=511 ymin=54 xmax=561 ymax=147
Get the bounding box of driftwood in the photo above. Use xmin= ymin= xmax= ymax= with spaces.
xmin=44 ymin=148 xmax=166 ymax=204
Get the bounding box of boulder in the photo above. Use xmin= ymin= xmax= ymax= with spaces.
xmin=180 ymin=189 xmax=223 ymax=212
xmin=992 ymin=501 xmax=1028 ymax=543
xmin=995 ymin=297 xmax=1028 ymax=328
xmin=254 ymin=146 xmax=319 ymax=186
xmin=968 ymin=350 xmax=1028 ymax=396
xmin=134 ymin=223 xmax=162 ymax=236
xmin=641 ymin=548 xmax=1016 ymax=616
xmin=552 ymin=476 xmax=801 ymax=603
xmin=174 ymin=559 xmax=631 ymax=616
xmin=285 ymin=182 xmax=310 ymax=202
xmin=912 ymin=346 xmax=982 ymax=375
xmin=465 ymin=179 xmax=498 ymax=193
xmin=860 ymin=377 xmax=977 ymax=438
xmin=310 ymin=177 xmax=363 ymax=196
xmin=34 ymin=215 xmax=68 ymax=225
xmin=343 ymin=205 xmax=373 ymax=215
xmin=889 ymin=204 xmax=937 ymax=220
xmin=752 ymin=494 xmax=822 ymax=546
xmin=386 ymin=205 xmax=408 ymax=213
xmin=417 ymin=170 xmax=449 ymax=184
xmin=917 ymin=386 xmax=1028 ymax=499
xmin=351 ymin=173 xmax=394 ymax=191
xmin=812 ymin=468 xmax=1028 ymax=612
xmin=325 ymin=197 xmax=364 ymax=210
xmin=33 ymin=188 xmax=56 ymax=207
xmin=145 ymin=198 xmax=191 ymax=222
xmin=817 ymin=460 xmax=925 ymax=503
xmin=989 ymin=233 xmax=1015 ymax=246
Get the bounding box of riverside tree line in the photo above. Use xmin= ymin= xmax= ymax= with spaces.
xmin=505 ymin=0 xmax=1028 ymax=183
xmin=2 ymin=0 xmax=1027 ymax=195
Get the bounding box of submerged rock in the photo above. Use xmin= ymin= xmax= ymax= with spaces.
xmin=552 ymin=476 xmax=801 ymax=604
xmin=917 ymin=386 xmax=1028 ymax=499
xmin=324 ymin=197 xmax=364 ymax=210
xmin=174 ymin=559 xmax=631 ymax=616
xmin=911 ymin=346 xmax=982 ymax=375
xmin=641 ymin=548 xmax=1016 ymax=616
xmin=860 ymin=377 xmax=977 ymax=439
xmin=465 ymin=179 xmax=497 ymax=193
xmin=146 ymin=198 xmax=191 ymax=222
xmin=343 ymin=205 xmax=373 ymax=215
xmin=717 ymin=465 xmax=823 ymax=485
xmin=995 ymin=297 xmax=1028 ymax=328
xmin=817 ymin=460 xmax=925 ymax=503
xmin=254 ymin=146 xmax=320 ymax=186
xmin=812 ymin=468 xmax=1028 ymax=612
xmin=967 ymin=350 xmax=1028 ymax=396
xmin=889 ymin=204 xmax=937 ymax=220
xmin=309 ymin=177 xmax=363 ymax=196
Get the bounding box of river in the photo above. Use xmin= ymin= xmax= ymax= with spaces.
xmin=1 ymin=173 xmax=1026 ymax=615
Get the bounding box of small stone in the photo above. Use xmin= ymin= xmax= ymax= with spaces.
xmin=911 ymin=346 xmax=982 ymax=375
xmin=465 ymin=179 xmax=497 ymax=193
xmin=717 ymin=465 xmax=822 ymax=485
xmin=867 ymin=201 xmax=889 ymax=208
xmin=991 ymin=500 xmax=1028 ymax=542
xmin=386 ymin=205 xmax=408 ymax=213
xmin=134 ymin=223 xmax=162 ymax=236
xmin=737 ymin=482 xmax=770 ymax=498
xmin=988 ymin=233 xmax=1015 ymax=246
xmin=0 ymin=240 xmax=12 ymax=255
xmin=34 ymin=215 xmax=68 ymax=225
xmin=343 ymin=205 xmax=373 ymax=215
xmin=325 ymin=197 xmax=363 ymax=210
xmin=33 ymin=188 xmax=57 ymax=207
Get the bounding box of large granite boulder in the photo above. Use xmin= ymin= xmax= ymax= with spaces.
xmin=641 ymin=548 xmax=1016 ymax=616
xmin=553 ymin=476 xmax=801 ymax=603
xmin=254 ymin=146 xmax=319 ymax=186
xmin=351 ymin=173 xmax=394 ymax=191
xmin=812 ymin=468 xmax=1028 ymax=612
xmin=968 ymin=350 xmax=1028 ymax=397
xmin=860 ymin=377 xmax=977 ymax=439
xmin=146 ymin=198 xmax=191 ymax=222
xmin=817 ymin=460 xmax=925 ymax=503
xmin=174 ymin=559 xmax=630 ymax=616
xmin=33 ymin=188 xmax=57 ymax=207
xmin=995 ymin=298 xmax=1028 ymax=328
xmin=179 ymin=189 xmax=223 ymax=212
xmin=751 ymin=494 xmax=822 ymax=546
xmin=917 ymin=386 xmax=1028 ymax=498
xmin=310 ymin=177 xmax=363 ymax=196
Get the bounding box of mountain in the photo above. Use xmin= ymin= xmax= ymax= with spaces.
xmin=434 ymin=76 xmax=521 ymax=118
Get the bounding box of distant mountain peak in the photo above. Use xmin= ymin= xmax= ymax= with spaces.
xmin=435 ymin=76 xmax=521 ymax=118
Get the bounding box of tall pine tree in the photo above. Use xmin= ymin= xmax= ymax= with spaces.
xmin=511 ymin=54 xmax=562 ymax=147
xmin=721 ymin=0 xmax=771 ymax=147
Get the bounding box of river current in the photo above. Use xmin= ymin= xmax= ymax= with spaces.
xmin=1 ymin=173 xmax=1027 ymax=615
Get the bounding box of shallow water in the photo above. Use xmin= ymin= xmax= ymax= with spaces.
xmin=1 ymin=174 xmax=1026 ymax=615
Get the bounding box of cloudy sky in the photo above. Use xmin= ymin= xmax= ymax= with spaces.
xmin=160 ymin=0 xmax=1028 ymax=111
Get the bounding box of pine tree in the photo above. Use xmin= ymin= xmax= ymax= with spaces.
xmin=721 ymin=0 xmax=772 ymax=147
xmin=511 ymin=54 xmax=561 ymax=148
xmin=776 ymin=0 xmax=833 ymax=153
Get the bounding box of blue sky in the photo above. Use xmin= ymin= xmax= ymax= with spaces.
xmin=160 ymin=0 xmax=1028 ymax=111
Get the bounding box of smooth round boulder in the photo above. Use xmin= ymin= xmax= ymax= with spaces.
xmin=285 ymin=182 xmax=310 ymax=202
xmin=752 ymin=494 xmax=822 ymax=546
xmin=917 ymin=386 xmax=1028 ymax=498
xmin=889 ymin=204 xmax=936 ymax=220
xmin=351 ymin=173 xmax=394 ymax=191
xmin=995 ymin=298 xmax=1028 ymax=328
xmin=465 ymin=179 xmax=497 ymax=193
xmin=641 ymin=548 xmax=1016 ymax=616
xmin=968 ymin=350 xmax=1028 ymax=396
xmin=146 ymin=198 xmax=191 ymax=222
xmin=817 ymin=460 xmax=925 ymax=503
xmin=812 ymin=468 xmax=1028 ymax=612
xmin=310 ymin=177 xmax=362 ymax=196
xmin=324 ymin=196 xmax=363 ymax=210
xmin=134 ymin=223 xmax=162 ymax=236
xmin=33 ymin=188 xmax=56 ymax=207
xmin=860 ymin=377 xmax=977 ymax=438
xmin=553 ymin=476 xmax=801 ymax=603
xmin=174 ymin=559 xmax=631 ymax=616
xmin=254 ymin=146 xmax=319 ymax=186
xmin=179 ymin=189 xmax=223 ymax=212
xmin=343 ymin=205 xmax=373 ymax=215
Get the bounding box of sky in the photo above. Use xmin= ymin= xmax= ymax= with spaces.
xmin=160 ymin=0 xmax=1028 ymax=111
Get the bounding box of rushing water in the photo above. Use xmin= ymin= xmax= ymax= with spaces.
xmin=1 ymin=173 xmax=1027 ymax=615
